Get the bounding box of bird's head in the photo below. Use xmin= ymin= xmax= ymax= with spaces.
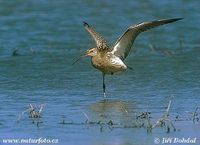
xmin=72 ymin=47 xmax=98 ymax=65
xmin=85 ymin=47 xmax=98 ymax=57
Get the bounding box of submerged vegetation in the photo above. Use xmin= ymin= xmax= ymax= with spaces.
xmin=16 ymin=99 xmax=199 ymax=134
xmin=17 ymin=104 xmax=46 ymax=127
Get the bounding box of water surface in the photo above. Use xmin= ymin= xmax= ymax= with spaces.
xmin=0 ymin=0 xmax=200 ymax=145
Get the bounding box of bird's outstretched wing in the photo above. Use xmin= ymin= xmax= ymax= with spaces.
xmin=111 ymin=18 xmax=183 ymax=60
xmin=83 ymin=22 xmax=109 ymax=51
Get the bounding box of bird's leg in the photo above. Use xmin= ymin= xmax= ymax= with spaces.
xmin=102 ymin=73 xmax=106 ymax=98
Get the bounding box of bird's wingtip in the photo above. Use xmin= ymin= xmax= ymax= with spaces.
xmin=172 ymin=18 xmax=183 ymax=24
xmin=176 ymin=17 xmax=184 ymax=20
xmin=83 ymin=21 xmax=89 ymax=27
xmin=170 ymin=17 xmax=184 ymax=22
xmin=159 ymin=17 xmax=184 ymax=23
xmin=161 ymin=17 xmax=183 ymax=21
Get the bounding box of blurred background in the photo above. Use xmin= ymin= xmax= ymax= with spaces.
xmin=0 ymin=0 xmax=199 ymax=145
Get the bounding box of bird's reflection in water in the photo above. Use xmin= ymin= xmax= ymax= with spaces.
xmin=87 ymin=99 xmax=136 ymax=126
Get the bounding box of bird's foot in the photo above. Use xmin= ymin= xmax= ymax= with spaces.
xmin=103 ymin=92 xmax=107 ymax=98
xmin=102 ymin=93 xmax=109 ymax=102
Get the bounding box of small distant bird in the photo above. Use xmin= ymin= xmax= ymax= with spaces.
xmin=12 ymin=48 xmax=20 ymax=56
xmin=73 ymin=18 xmax=183 ymax=98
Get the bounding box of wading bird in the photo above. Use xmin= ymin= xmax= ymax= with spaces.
xmin=73 ymin=18 xmax=182 ymax=98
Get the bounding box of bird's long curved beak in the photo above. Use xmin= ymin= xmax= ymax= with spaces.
xmin=72 ymin=53 xmax=87 ymax=65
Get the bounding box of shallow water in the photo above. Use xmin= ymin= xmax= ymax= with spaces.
xmin=0 ymin=0 xmax=200 ymax=145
